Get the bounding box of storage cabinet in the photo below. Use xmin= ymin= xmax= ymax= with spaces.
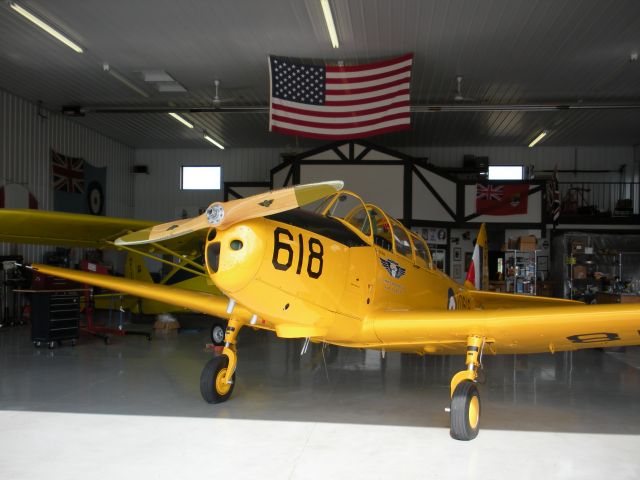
xmin=504 ymin=249 xmax=538 ymax=295
xmin=30 ymin=292 xmax=80 ymax=348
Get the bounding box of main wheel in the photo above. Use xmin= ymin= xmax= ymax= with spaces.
xmin=450 ymin=380 xmax=481 ymax=441
xmin=210 ymin=319 xmax=227 ymax=346
xmin=200 ymin=355 xmax=235 ymax=404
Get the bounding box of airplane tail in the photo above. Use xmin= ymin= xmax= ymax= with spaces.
xmin=125 ymin=252 xmax=154 ymax=283
xmin=464 ymin=223 xmax=489 ymax=290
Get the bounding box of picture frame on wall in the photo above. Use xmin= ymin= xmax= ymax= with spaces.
xmin=453 ymin=247 xmax=461 ymax=261
xmin=453 ymin=264 xmax=461 ymax=278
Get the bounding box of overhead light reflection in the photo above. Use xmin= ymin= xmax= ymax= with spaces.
xmin=204 ymin=132 xmax=225 ymax=150
xmin=10 ymin=2 xmax=84 ymax=53
xmin=528 ymin=130 xmax=547 ymax=147
xmin=320 ymin=0 xmax=339 ymax=48
xmin=168 ymin=113 xmax=193 ymax=129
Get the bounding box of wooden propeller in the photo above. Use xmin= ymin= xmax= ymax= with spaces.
xmin=115 ymin=181 xmax=344 ymax=246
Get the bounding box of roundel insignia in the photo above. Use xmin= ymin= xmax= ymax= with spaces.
xmin=87 ymin=181 xmax=104 ymax=215
xmin=447 ymin=288 xmax=456 ymax=310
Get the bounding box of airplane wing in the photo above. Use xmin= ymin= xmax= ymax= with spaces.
xmin=0 ymin=209 xmax=155 ymax=248
xmin=31 ymin=263 xmax=252 ymax=321
xmin=369 ymin=303 xmax=640 ymax=355
xmin=0 ymin=209 xmax=202 ymax=255
xmin=466 ymin=289 xmax=580 ymax=309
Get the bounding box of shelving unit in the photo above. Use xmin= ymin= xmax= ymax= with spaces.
xmin=504 ymin=249 xmax=538 ymax=295
xmin=563 ymin=234 xmax=624 ymax=302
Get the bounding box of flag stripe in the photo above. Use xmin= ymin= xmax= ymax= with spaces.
xmin=272 ymin=111 xmax=410 ymax=129
xmin=325 ymin=90 xmax=410 ymax=106
xmin=272 ymin=117 xmax=410 ymax=136
xmin=272 ymin=94 xmax=410 ymax=112
xmin=326 ymin=67 xmax=412 ymax=87
xmin=271 ymin=99 xmax=409 ymax=118
xmin=271 ymin=104 xmax=409 ymax=122
xmin=325 ymin=53 xmax=414 ymax=74
xmin=326 ymin=77 xmax=411 ymax=95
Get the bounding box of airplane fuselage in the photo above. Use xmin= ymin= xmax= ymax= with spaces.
xmin=206 ymin=207 xmax=476 ymax=350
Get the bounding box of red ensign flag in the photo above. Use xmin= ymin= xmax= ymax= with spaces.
xmin=269 ymin=54 xmax=413 ymax=140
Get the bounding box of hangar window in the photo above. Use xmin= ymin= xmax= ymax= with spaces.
xmin=181 ymin=166 xmax=221 ymax=190
xmin=487 ymin=165 xmax=524 ymax=181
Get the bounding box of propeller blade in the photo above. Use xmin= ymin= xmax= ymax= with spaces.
xmin=115 ymin=180 xmax=344 ymax=246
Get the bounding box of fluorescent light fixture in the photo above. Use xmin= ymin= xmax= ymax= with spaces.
xmin=528 ymin=130 xmax=547 ymax=147
xmin=488 ymin=166 xmax=524 ymax=181
xmin=10 ymin=2 xmax=83 ymax=53
xmin=181 ymin=166 xmax=221 ymax=190
xmin=320 ymin=0 xmax=339 ymax=48
xmin=103 ymin=63 xmax=149 ymax=98
xmin=204 ymin=133 xmax=225 ymax=150
xmin=168 ymin=113 xmax=193 ymax=129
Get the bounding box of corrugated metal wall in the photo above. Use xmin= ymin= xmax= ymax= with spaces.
xmin=134 ymin=148 xmax=281 ymax=221
xmin=1 ymin=89 xmax=135 ymax=262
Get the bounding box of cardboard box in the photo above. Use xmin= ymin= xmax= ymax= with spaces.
xmin=573 ymin=265 xmax=587 ymax=279
xmin=518 ymin=235 xmax=537 ymax=251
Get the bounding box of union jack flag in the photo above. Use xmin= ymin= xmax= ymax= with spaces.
xmin=476 ymin=184 xmax=503 ymax=201
xmin=52 ymin=150 xmax=84 ymax=193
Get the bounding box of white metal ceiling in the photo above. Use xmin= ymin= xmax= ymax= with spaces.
xmin=1 ymin=0 xmax=639 ymax=148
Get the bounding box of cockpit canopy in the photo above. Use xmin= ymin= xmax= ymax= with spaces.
xmin=315 ymin=191 xmax=433 ymax=269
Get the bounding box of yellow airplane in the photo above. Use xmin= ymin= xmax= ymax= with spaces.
xmin=27 ymin=181 xmax=640 ymax=440
xmin=0 ymin=209 xmax=228 ymax=344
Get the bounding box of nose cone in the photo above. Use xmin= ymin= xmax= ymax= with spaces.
xmin=205 ymin=223 xmax=263 ymax=294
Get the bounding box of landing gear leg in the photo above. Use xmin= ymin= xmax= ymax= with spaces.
xmin=449 ymin=335 xmax=484 ymax=441
xmin=200 ymin=316 xmax=242 ymax=403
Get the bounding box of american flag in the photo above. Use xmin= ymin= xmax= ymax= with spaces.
xmin=269 ymin=54 xmax=413 ymax=140
xmin=476 ymin=184 xmax=503 ymax=201
xmin=51 ymin=149 xmax=84 ymax=193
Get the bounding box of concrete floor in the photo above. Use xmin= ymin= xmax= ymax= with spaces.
xmin=1 ymin=314 xmax=640 ymax=479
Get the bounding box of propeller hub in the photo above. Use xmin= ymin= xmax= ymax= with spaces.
xmin=206 ymin=204 xmax=225 ymax=225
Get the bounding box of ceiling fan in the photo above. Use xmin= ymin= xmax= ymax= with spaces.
xmin=454 ymin=76 xmax=477 ymax=102
xmin=212 ymin=79 xmax=237 ymax=108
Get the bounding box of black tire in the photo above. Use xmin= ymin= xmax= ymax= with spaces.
xmin=210 ymin=319 xmax=227 ymax=346
xmin=200 ymin=355 xmax=235 ymax=404
xmin=450 ymin=380 xmax=481 ymax=441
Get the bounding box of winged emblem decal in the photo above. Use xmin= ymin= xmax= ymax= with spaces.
xmin=380 ymin=258 xmax=406 ymax=279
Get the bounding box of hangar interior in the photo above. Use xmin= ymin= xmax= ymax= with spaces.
xmin=1 ymin=1 xmax=640 ymax=478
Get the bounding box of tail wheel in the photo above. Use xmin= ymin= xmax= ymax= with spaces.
xmin=210 ymin=319 xmax=227 ymax=346
xmin=200 ymin=355 xmax=235 ymax=404
xmin=450 ymin=380 xmax=480 ymax=441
